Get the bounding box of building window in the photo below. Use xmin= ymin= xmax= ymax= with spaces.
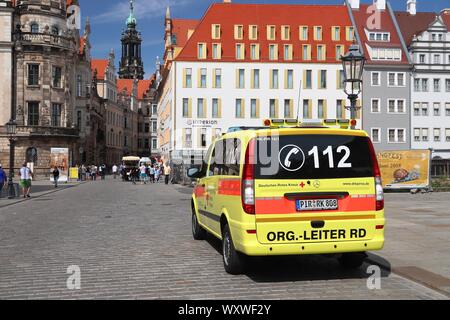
xmin=421 ymin=79 xmax=428 ymax=92
xmin=337 ymin=70 xmax=345 ymax=89
xmin=371 ymin=72 xmax=380 ymax=86
xmin=346 ymin=26 xmax=354 ymax=41
xmin=144 ymin=139 xmax=149 ymax=149
xmin=185 ymin=128 xmax=192 ymax=148
xmin=197 ymin=98 xmax=205 ymax=118
xmin=302 ymin=45 xmax=311 ymax=60
xmin=371 ymin=99 xmax=380 ymax=113
xmin=144 ymin=123 xmax=149 ymax=133
xmin=237 ymin=69 xmax=245 ymax=89
xmin=152 ymin=139 xmax=157 ymax=150
xmin=212 ymin=43 xmax=221 ymax=59
xmin=446 ymin=103 xmax=450 ymax=116
xmin=28 ymin=102 xmax=39 ymax=126
xmin=317 ymin=45 xmax=325 ymax=61
xmin=335 ymin=45 xmax=344 ymax=61
xmin=421 ymin=128 xmax=429 ymax=142
xmin=446 ymin=129 xmax=450 ymax=142
xmin=52 ymin=66 xmax=62 ymax=88
xmin=413 ymin=102 xmax=420 ymax=116
xmin=182 ymin=98 xmax=189 ymax=118
xmin=314 ymin=26 xmax=322 ymax=40
xmin=371 ymin=128 xmax=380 ymax=143
xmin=446 ymin=79 xmax=450 ymax=92
xmin=267 ymin=25 xmax=276 ymax=40
xmin=214 ymin=68 xmax=221 ymax=88
xmin=421 ymin=103 xmax=429 ymax=116
xmin=434 ymin=128 xmax=441 ymax=142
xmin=387 ymin=73 xmax=405 ymax=87
xmin=284 ymin=99 xmax=292 ymax=118
xmin=434 ymin=79 xmax=441 ymax=92
xmin=28 ymin=64 xmax=39 ymax=86
xmin=234 ymin=25 xmax=243 ymax=40
xmin=300 ymin=26 xmax=308 ymax=40
xmin=51 ymin=104 xmax=61 ymax=127
xmin=387 ymin=99 xmax=405 ymax=113
xmin=152 ymin=104 xmax=157 ymax=115
xmin=77 ymin=75 xmax=82 ymax=97
xmin=419 ymin=54 xmax=425 ymax=63
xmin=433 ymin=54 xmax=441 ymax=64
xmin=201 ymin=128 xmax=207 ymax=148
xmin=200 ymin=68 xmax=207 ymax=88
xmin=319 ymin=70 xmax=327 ymax=89
xmin=30 ymin=23 xmax=39 ymax=34
xmin=284 ymin=44 xmax=292 ymax=61
xmin=185 ymin=68 xmax=192 ymax=88
xmin=414 ymin=79 xmax=420 ymax=91
xmin=138 ymin=139 xmax=142 ymax=149
xmin=388 ymin=129 xmax=406 ymax=143
xmin=305 ymin=70 xmax=312 ymax=89
xmin=252 ymin=69 xmax=260 ymax=89
xmin=269 ymin=99 xmax=277 ymax=118
xmin=303 ymin=100 xmax=310 ymax=119
xmin=281 ymin=25 xmax=290 ymax=40
xmin=434 ymin=103 xmax=441 ymax=116
xmin=251 ymin=99 xmax=258 ymax=118
xmin=236 ymin=43 xmax=244 ymax=60
xmin=414 ymin=128 xmax=420 ymax=142
xmin=212 ymin=24 xmax=221 ymax=39
xmin=269 ymin=44 xmax=278 ymax=60
xmin=332 ymin=26 xmax=340 ymax=41
xmin=286 ymin=70 xmax=293 ymax=89
xmin=235 ymin=99 xmax=243 ymax=118
xmin=271 ymin=69 xmax=279 ymax=89
xmin=197 ymin=43 xmax=206 ymax=59
xmin=77 ymin=110 xmax=82 ymax=128
xmin=317 ymin=100 xmax=325 ymax=118
xmin=212 ymin=98 xmax=219 ymax=118
xmin=152 ymin=121 xmax=157 ymax=132
xmin=249 ymin=25 xmax=258 ymax=40
xmin=388 ymin=73 xmax=395 ymax=86
xmin=250 ymin=44 xmax=259 ymax=60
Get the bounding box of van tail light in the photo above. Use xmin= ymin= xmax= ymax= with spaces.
xmin=368 ymin=138 xmax=384 ymax=211
xmin=242 ymin=139 xmax=255 ymax=214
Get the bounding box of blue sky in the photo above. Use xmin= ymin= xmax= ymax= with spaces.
xmin=79 ymin=0 xmax=449 ymax=78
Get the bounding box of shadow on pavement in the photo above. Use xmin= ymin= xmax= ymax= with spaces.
xmin=206 ymin=234 xmax=391 ymax=282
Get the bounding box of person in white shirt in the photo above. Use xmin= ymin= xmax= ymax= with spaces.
xmin=19 ymin=162 xmax=33 ymax=198
xmin=139 ymin=165 xmax=147 ymax=184
xmin=112 ymin=164 xmax=118 ymax=179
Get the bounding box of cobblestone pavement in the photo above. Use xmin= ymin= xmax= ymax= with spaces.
xmin=0 ymin=178 xmax=447 ymax=299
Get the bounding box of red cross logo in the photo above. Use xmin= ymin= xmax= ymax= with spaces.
xmin=299 ymin=182 xmax=305 ymax=188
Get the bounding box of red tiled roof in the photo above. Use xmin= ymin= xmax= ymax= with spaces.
xmin=117 ymin=79 xmax=134 ymax=96
xmin=441 ymin=10 xmax=450 ymax=29
xmin=91 ymin=59 xmax=109 ymax=80
xmin=175 ymin=3 xmax=353 ymax=63
xmin=352 ymin=4 xmax=409 ymax=65
xmin=137 ymin=80 xmax=151 ymax=99
xmin=394 ymin=11 xmax=437 ymax=46
xmin=172 ymin=19 xmax=199 ymax=48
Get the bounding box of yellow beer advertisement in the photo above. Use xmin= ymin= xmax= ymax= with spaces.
xmin=376 ymin=150 xmax=431 ymax=189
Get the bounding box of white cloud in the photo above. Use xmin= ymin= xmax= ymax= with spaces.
xmin=92 ymin=0 xmax=191 ymax=25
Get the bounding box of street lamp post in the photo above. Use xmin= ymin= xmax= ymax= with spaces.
xmin=6 ymin=119 xmax=17 ymax=199
xmin=341 ymin=44 xmax=366 ymax=129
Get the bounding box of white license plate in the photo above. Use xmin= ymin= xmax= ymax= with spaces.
xmin=296 ymin=199 xmax=338 ymax=211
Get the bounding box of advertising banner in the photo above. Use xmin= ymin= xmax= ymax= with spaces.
xmin=69 ymin=167 xmax=79 ymax=180
xmin=50 ymin=148 xmax=69 ymax=182
xmin=376 ymin=150 xmax=431 ymax=190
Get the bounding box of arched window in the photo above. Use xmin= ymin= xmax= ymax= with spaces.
xmin=51 ymin=25 xmax=59 ymax=35
xmin=26 ymin=147 xmax=38 ymax=163
xmin=30 ymin=23 xmax=39 ymax=34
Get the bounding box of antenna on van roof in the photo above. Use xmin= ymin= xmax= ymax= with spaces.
xmin=296 ymin=80 xmax=302 ymax=123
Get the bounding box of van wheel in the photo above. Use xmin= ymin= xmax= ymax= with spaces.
xmin=222 ymin=224 xmax=244 ymax=275
xmin=192 ymin=211 xmax=206 ymax=240
xmin=338 ymin=252 xmax=367 ymax=269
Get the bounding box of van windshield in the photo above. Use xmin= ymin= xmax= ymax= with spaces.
xmin=254 ymin=134 xmax=374 ymax=179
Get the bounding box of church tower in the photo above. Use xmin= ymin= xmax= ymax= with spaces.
xmin=119 ymin=0 xmax=144 ymax=80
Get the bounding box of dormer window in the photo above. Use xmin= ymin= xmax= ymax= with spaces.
xmin=367 ymin=31 xmax=390 ymax=42
xmin=30 ymin=23 xmax=39 ymax=34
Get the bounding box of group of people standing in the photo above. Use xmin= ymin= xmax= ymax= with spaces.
xmin=76 ymin=164 xmax=107 ymax=181
xmin=120 ymin=163 xmax=171 ymax=185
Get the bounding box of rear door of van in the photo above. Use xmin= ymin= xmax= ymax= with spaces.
xmin=253 ymin=131 xmax=381 ymax=245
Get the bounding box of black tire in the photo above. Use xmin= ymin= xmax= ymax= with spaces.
xmin=222 ymin=224 xmax=245 ymax=275
xmin=338 ymin=252 xmax=367 ymax=269
xmin=192 ymin=209 xmax=206 ymax=240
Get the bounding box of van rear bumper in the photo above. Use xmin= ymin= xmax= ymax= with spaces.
xmin=234 ymin=235 xmax=384 ymax=256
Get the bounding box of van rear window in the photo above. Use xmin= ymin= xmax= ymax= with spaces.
xmin=254 ymin=135 xmax=374 ymax=179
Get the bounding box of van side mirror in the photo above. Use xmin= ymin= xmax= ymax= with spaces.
xmin=187 ymin=167 xmax=202 ymax=179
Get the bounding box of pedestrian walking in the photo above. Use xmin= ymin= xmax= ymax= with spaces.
xmin=19 ymin=162 xmax=33 ymax=198
xmin=139 ymin=164 xmax=147 ymax=184
xmin=112 ymin=164 xmax=118 ymax=179
xmin=154 ymin=166 xmax=160 ymax=183
xmin=99 ymin=164 xmax=106 ymax=180
xmin=164 ymin=163 xmax=171 ymax=185
xmin=150 ymin=165 xmax=155 ymax=183
xmin=52 ymin=166 xmax=60 ymax=188
xmin=91 ymin=165 xmax=97 ymax=181
xmin=0 ymin=164 xmax=7 ymax=196
xmin=85 ymin=166 xmax=91 ymax=181
xmin=81 ymin=165 xmax=86 ymax=181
